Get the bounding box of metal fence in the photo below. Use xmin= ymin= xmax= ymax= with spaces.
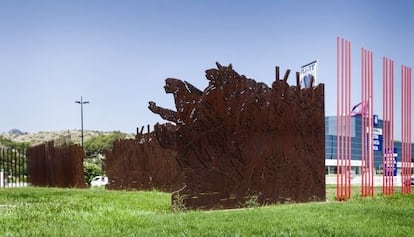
xmin=26 ymin=141 xmax=86 ymax=188
xmin=0 ymin=148 xmax=28 ymax=188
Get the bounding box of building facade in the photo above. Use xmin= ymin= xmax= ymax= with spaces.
xmin=325 ymin=115 xmax=414 ymax=175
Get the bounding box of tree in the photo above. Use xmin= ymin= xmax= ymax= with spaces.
xmin=83 ymin=131 xmax=127 ymax=157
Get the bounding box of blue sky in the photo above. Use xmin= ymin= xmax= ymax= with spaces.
xmin=1 ymin=0 xmax=413 ymax=139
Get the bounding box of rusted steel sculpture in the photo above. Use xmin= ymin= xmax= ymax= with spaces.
xmin=149 ymin=63 xmax=325 ymax=209
xmin=104 ymin=127 xmax=183 ymax=192
xmin=27 ymin=141 xmax=86 ymax=188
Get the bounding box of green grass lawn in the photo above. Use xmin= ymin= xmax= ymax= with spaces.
xmin=1 ymin=187 xmax=413 ymax=237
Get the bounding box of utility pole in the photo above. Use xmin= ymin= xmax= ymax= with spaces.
xmin=75 ymin=96 xmax=89 ymax=147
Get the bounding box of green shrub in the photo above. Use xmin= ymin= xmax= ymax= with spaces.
xmin=0 ymin=136 xmax=31 ymax=150
xmin=172 ymin=193 xmax=188 ymax=212
xmin=243 ymin=194 xmax=260 ymax=208
xmin=83 ymin=162 xmax=103 ymax=185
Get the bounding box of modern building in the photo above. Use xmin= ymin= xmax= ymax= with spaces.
xmin=325 ymin=115 xmax=414 ymax=175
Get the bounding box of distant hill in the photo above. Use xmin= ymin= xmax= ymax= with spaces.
xmin=0 ymin=130 xmax=135 ymax=147
xmin=8 ymin=128 xmax=27 ymax=136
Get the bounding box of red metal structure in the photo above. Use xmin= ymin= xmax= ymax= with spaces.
xmin=337 ymin=38 xmax=412 ymax=199
xmin=401 ymin=65 xmax=412 ymax=194
xmin=336 ymin=37 xmax=351 ymax=200
xmin=382 ymin=57 xmax=395 ymax=195
xmin=361 ymin=48 xmax=374 ymax=197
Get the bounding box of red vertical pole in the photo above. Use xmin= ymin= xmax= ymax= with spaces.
xmin=382 ymin=57 xmax=386 ymax=195
xmin=337 ymin=37 xmax=352 ymax=200
xmin=368 ymin=50 xmax=370 ymax=194
xmin=362 ymin=48 xmax=366 ymax=197
xmin=361 ymin=49 xmax=374 ymax=198
xmin=343 ymin=38 xmax=346 ymax=199
xmin=387 ymin=58 xmax=390 ymax=193
xmin=409 ymin=66 xmax=412 ymax=194
xmin=367 ymin=51 xmax=373 ymax=195
xmin=361 ymin=49 xmax=365 ymax=196
xmin=342 ymin=38 xmax=346 ymax=199
xmin=362 ymin=48 xmax=367 ymax=197
xmin=389 ymin=59 xmax=392 ymax=194
xmin=403 ymin=66 xmax=407 ymax=193
xmin=402 ymin=65 xmax=405 ymax=193
xmin=337 ymin=37 xmax=344 ymax=200
xmin=407 ymin=65 xmax=410 ymax=193
xmin=382 ymin=57 xmax=388 ymax=194
xmin=368 ymin=50 xmax=371 ymax=196
xmin=407 ymin=66 xmax=410 ymax=193
xmin=365 ymin=50 xmax=368 ymax=196
xmin=364 ymin=49 xmax=367 ymax=196
xmin=384 ymin=57 xmax=387 ymax=194
xmin=389 ymin=59 xmax=392 ymax=193
xmin=401 ymin=65 xmax=412 ymax=194
xmin=391 ymin=59 xmax=394 ymax=193
xmin=382 ymin=57 xmax=395 ymax=195
xmin=401 ymin=66 xmax=407 ymax=193
xmin=369 ymin=51 xmax=375 ymax=197
xmin=406 ymin=65 xmax=409 ymax=193
xmin=341 ymin=38 xmax=345 ymax=199
xmin=402 ymin=66 xmax=405 ymax=193
xmin=345 ymin=41 xmax=349 ymax=198
xmin=345 ymin=41 xmax=351 ymax=198
xmin=336 ymin=37 xmax=340 ymax=200
xmin=348 ymin=39 xmax=351 ymax=199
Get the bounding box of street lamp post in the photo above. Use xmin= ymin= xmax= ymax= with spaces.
xmin=75 ymin=96 xmax=89 ymax=147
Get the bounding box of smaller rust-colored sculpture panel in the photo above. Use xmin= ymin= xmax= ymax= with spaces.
xmin=149 ymin=63 xmax=325 ymax=210
xmin=27 ymin=141 xmax=86 ymax=188
xmin=104 ymin=128 xmax=183 ymax=192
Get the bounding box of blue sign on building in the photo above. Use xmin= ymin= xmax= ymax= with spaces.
xmin=373 ymin=128 xmax=382 ymax=152
xmin=373 ymin=114 xmax=379 ymax=126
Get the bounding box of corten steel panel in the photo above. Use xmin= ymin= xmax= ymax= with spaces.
xmin=149 ymin=63 xmax=325 ymax=210
xmin=26 ymin=144 xmax=46 ymax=186
xmin=26 ymin=141 xmax=86 ymax=188
xmin=104 ymin=131 xmax=183 ymax=192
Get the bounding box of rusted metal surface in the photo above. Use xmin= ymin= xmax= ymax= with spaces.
xmin=26 ymin=141 xmax=86 ymax=188
xmin=104 ymin=129 xmax=183 ymax=192
xmin=149 ymin=62 xmax=325 ymax=210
